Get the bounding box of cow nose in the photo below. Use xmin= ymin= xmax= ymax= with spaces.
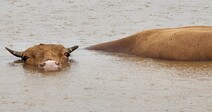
xmin=55 ymin=61 xmax=60 ymax=65
xmin=38 ymin=60 xmax=62 ymax=71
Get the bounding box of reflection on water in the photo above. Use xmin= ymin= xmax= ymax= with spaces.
xmin=103 ymin=51 xmax=212 ymax=78
xmin=0 ymin=0 xmax=212 ymax=112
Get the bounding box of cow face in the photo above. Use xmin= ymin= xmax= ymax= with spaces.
xmin=5 ymin=44 xmax=78 ymax=72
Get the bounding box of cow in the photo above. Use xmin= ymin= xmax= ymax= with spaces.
xmin=5 ymin=44 xmax=78 ymax=71
xmin=87 ymin=26 xmax=212 ymax=61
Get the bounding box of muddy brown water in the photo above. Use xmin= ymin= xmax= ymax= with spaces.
xmin=0 ymin=0 xmax=212 ymax=112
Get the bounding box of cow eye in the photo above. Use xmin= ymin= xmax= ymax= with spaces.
xmin=22 ymin=56 xmax=29 ymax=61
xmin=64 ymin=52 xmax=70 ymax=57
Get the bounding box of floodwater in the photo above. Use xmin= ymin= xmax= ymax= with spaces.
xmin=0 ymin=0 xmax=212 ymax=112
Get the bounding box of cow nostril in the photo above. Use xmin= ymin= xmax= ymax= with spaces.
xmin=39 ymin=63 xmax=46 ymax=67
xmin=55 ymin=61 xmax=60 ymax=65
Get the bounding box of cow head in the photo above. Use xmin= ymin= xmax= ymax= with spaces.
xmin=5 ymin=44 xmax=78 ymax=72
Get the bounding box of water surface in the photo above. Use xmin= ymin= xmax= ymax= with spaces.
xmin=0 ymin=0 xmax=212 ymax=112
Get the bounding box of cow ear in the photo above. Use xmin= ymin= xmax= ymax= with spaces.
xmin=67 ymin=45 xmax=79 ymax=53
xmin=5 ymin=47 xmax=23 ymax=58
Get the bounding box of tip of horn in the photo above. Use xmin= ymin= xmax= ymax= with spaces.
xmin=72 ymin=45 xmax=79 ymax=50
xmin=5 ymin=47 xmax=23 ymax=58
xmin=67 ymin=45 xmax=79 ymax=53
xmin=5 ymin=47 xmax=12 ymax=52
xmin=5 ymin=47 xmax=9 ymax=50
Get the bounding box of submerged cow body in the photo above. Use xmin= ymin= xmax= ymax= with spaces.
xmin=6 ymin=44 xmax=78 ymax=71
xmin=87 ymin=26 xmax=212 ymax=61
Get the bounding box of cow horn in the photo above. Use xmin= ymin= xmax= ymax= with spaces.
xmin=5 ymin=47 xmax=23 ymax=58
xmin=67 ymin=45 xmax=79 ymax=53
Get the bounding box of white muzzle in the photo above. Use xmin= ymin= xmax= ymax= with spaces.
xmin=38 ymin=60 xmax=62 ymax=71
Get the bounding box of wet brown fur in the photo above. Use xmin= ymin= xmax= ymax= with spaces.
xmin=21 ymin=44 xmax=69 ymax=67
xmin=87 ymin=26 xmax=212 ymax=61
